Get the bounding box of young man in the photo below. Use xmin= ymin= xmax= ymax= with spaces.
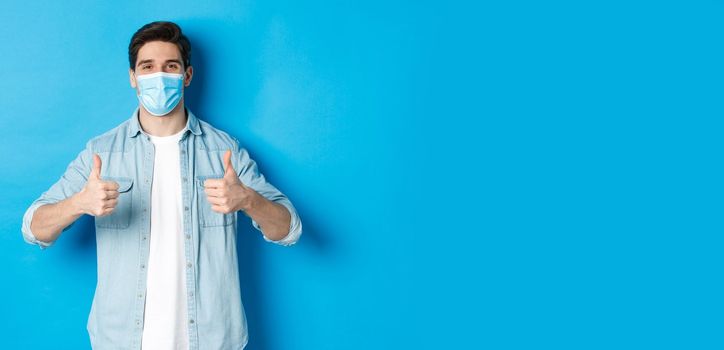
xmin=21 ymin=21 xmax=302 ymax=349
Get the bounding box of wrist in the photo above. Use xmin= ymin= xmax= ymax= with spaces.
xmin=242 ymin=190 xmax=262 ymax=213
xmin=68 ymin=192 xmax=86 ymax=216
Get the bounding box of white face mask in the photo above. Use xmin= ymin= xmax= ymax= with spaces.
xmin=135 ymin=72 xmax=184 ymax=116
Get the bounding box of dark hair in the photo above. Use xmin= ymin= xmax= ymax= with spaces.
xmin=128 ymin=21 xmax=191 ymax=70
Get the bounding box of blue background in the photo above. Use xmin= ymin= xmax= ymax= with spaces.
xmin=1 ymin=0 xmax=722 ymax=349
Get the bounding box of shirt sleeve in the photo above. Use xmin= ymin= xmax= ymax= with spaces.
xmin=232 ymin=140 xmax=302 ymax=246
xmin=21 ymin=142 xmax=92 ymax=250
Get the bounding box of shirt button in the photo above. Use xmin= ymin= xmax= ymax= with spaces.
xmin=141 ymin=264 xmax=145 ymax=269
xmin=183 ymin=177 xmax=187 ymax=183
xmin=184 ymin=206 xmax=189 ymax=211
xmin=189 ymin=319 xmax=194 ymax=324
xmin=142 ymin=236 xmax=147 ymax=240
xmin=186 ymin=234 xmax=191 ymax=239
xmin=138 ymin=293 xmax=143 ymax=298
xmin=186 ymin=262 xmax=192 ymax=268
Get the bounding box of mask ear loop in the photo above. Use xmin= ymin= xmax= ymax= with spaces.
xmin=182 ymin=67 xmax=190 ymax=87
xmin=133 ymin=71 xmax=140 ymax=96
xmin=133 ymin=71 xmax=147 ymax=97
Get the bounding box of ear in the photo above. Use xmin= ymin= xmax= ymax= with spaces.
xmin=129 ymin=68 xmax=137 ymax=89
xmin=184 ymin=66 xmax=193 ymax=87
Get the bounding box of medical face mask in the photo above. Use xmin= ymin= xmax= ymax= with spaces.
xmin=135 ymin=71 xmax=184 ymax=116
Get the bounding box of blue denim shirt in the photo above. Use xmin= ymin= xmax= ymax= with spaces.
xmin=21 ymin=108 xmax=302 ymax=349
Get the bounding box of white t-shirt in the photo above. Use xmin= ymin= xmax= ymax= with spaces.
xmin=141 ymin=128 xmax=189 ymax=350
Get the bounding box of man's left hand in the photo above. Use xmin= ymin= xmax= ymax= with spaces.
xmin=203 ymin=150 xmax=257 ymax=214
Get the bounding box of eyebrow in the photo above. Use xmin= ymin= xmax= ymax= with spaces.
xmin=136 ymin=59 xmax=183 ymax=67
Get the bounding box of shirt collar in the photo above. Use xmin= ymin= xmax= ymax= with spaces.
xmin=127 ymin=107 xmax=202 ymax=138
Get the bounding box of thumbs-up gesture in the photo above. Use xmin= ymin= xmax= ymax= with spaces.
xmin=76 ymin=154 xmax=120 ymax=217
xmin=204 ymin=150 xmax=256 ymax=214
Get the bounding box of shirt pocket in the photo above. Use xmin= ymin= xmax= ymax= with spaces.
xmin=196 ymin=175 xmax=236 ymax=227
xmin=95 ymin=177 xmax=134 ymax=229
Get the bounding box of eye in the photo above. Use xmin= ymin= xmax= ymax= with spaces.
xmin=141 ymin=64 xmax=152 ymax=70
xmin=168 ymin=63 xmax=179 ymax=70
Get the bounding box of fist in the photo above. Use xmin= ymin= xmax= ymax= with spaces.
xmin=204 ymin=150 xmax=256 ymax=214
xmin=77 ymin=154 xmax=120 ymax=217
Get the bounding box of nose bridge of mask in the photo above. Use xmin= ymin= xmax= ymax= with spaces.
xmin=137 ymin=71 xmax=184 ymax=84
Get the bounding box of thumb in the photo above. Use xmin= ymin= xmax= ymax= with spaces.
xmin=90 ymin=154 xmax=102 ymax=180
xmin=223 ymin=150 xmax=235 ymax=178
xmin=223 ymin=150 xmax=242 ymax=185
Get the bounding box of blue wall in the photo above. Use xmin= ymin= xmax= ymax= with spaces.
xmin=2 ymin=1 xmax=722 ymax=349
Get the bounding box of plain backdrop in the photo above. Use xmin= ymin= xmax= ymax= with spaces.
xmin=1 ymin=0 xmax=722 ymax=349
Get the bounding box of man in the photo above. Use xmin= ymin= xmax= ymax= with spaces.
xmin=20 ymin=21 xmax=302 ymax=349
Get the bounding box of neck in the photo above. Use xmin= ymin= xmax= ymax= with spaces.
xmin=138 ymin=100 xmax=187 ymax=136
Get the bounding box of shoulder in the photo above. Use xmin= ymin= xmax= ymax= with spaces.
xmin=197 ymin=118 xmax=241 ymax=151
xmin=86 ymin=118 xmax=134 ymax=153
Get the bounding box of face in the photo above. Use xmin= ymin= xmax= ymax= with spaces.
xmin=129 ymin=40 xmax=193 ymax=90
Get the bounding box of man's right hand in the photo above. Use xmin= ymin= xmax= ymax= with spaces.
xmin=75 ymin=154 xmax=120 ymax=217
